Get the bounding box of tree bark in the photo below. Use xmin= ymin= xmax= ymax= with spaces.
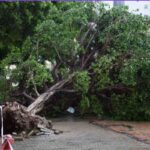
xmin=1 ymin=102 xmax=52 ymax=135
xmin=27 ymin=74 xmax=74 ymax=115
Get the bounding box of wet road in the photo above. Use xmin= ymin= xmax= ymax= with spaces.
xmin=14 ymin=119 xmax=150 ymax=150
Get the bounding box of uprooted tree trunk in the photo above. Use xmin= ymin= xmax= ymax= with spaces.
xmin=26 ymin=77 xmax=73 ymax=115
xmin=2 ymin=102 xmax=52 ymax=136
xmin=1 ymin=75 xmax=74 ymax=135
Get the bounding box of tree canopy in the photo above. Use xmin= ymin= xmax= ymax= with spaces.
xmin=0 ymin=2 xmax=150 ymax=120
xmin=0 ymin=2 xmax=53 ymax=59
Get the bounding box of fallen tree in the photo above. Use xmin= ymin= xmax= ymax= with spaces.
xmin=0 ymin=3 xmax=150 ymax=135
xmin=2 ymin=102 xmax=52 ymax=135
xmin=26 ymin=75 xmax=74 ymax=115
xmin=2 ymin=76 xmax=74 ymax=135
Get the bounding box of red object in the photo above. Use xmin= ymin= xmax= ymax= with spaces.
xmin=1 ymin=135 xmax=14 ymax=150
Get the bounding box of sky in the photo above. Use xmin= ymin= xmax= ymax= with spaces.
xmin=102 ymin=1 xmax=150 ymax=16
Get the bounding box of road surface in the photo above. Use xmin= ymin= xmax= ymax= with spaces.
xmin=14 ymin=118 xmax=150 ymax=150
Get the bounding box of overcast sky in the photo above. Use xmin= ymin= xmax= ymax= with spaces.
xmin=103 ymin=1 xmax=150 ymax=16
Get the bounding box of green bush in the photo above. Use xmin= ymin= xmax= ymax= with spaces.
xmin=79 ymin=95 xmax=103 ymax=116
xmin=111 ymin=93 xmax=150 ymax=121
xmin=73 ymin=71 xmax=90 ymax=93
xmin=0 ymin=75 xmax=10 ymax=102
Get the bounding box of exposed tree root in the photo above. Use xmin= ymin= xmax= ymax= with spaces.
xmin=1 ymin=102 xmax=52 ymax=136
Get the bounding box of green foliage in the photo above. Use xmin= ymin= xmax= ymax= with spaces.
xmin=92 ymin=6 xmax=150 ymax=120
xmin=0 ymin=3 xmax=150 ymax=120
xmin=32 ymin=3 xmax=93 ymax=61
xmin=119 ymin=56 xmax=150 ymax=87
xmin=0 ymin=75 xmax=9 ymax=102
xmin=22 ymin=58 xmax=53 ymax=87
xmin=112 ymin=93 xmax=150 ymax=121
xmin=92 ymin=55 xmax=114 ymax=90
xmin=0 ymin=2 xmax=53 ymax=60
xmin=115 ymin=56 xmax=150 ymax=120
xmin=97 ymin=6 xmax=148 ymax=52
xmin=79 ymin=95 xmax=90 ymax=115
xmin=73 ymin=71 xmax=90 ymax=93
xmin=79 ymin=95 xmax=103 ymax=116
xmin=90 ymin=95 xmax=103 ymax=116
xmin=59 ymin=67 xmax=70 ymax=79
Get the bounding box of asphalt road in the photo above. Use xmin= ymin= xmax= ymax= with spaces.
xmin=14 ymin=119 xmax=150 ymax=150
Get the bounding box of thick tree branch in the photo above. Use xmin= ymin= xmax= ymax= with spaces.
xmin=22 ymin=92 xmax=35 ymax=102
xmin=81 ymin=50 xmax=96 ymax=69
xmin=27 ymin=74 xmax=75 ymax=114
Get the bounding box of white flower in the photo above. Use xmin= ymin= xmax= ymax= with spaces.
xmin=12 ymin=82 xmax=19 ymax=87
xmin=94 ymin=52 xmax=98 ymax=58
xmin=6 ymin=74 xmax=10 ymax=80
xmin=9 ymin=64 xmax=17 ymax=70
xmin=84 ymin=4 xmax=87 ymax=8
xmin=45 ymin=60 xmax=53 ymax=71
xmin=73 ymin=38 xmax=77 ymax=43
xmin=88 ymin=22 xmax=97 ymax=30
xmin=38 ymin=56 xmax=42 ymax=62
xmin=5 ymin=66 xmax=9 ymax=70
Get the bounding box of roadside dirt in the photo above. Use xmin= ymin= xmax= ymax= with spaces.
xmin=91 ymin=120 xmax=150 ymax=144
